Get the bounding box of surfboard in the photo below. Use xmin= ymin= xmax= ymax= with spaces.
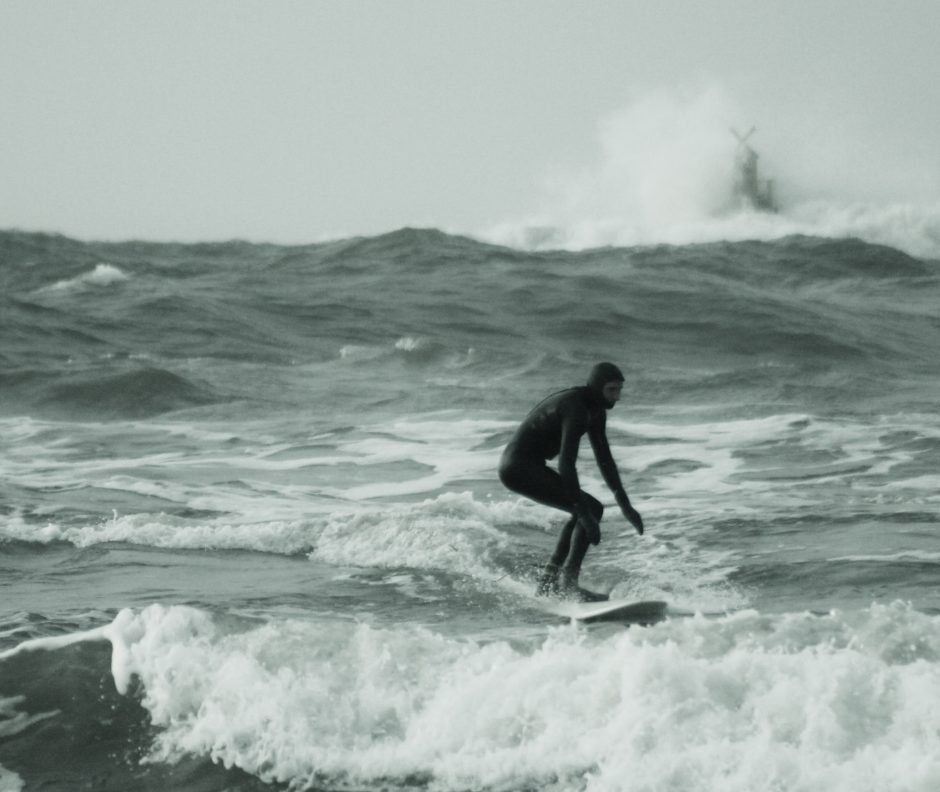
xmin=564 ymin=599 xmax=668 ymax=625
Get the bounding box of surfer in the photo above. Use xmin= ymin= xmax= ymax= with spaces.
xmin=499 ymin=362 xmax=644 ymax=601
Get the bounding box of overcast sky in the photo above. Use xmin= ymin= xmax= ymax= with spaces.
xmin=2 ymin=1 xmax=938 ymax=243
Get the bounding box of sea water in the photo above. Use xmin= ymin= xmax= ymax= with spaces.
xmin=1 ymin=226 xmax=939 ymax=791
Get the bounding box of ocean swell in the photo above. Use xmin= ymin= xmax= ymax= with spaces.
xmin=20 ymin=366 xmax=217 ymax=419
xmin=2 ymin=229 xmax=939 ymax=421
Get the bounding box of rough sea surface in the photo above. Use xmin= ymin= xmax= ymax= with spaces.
xmin=2 ymin=226 xmax=939 ymax=791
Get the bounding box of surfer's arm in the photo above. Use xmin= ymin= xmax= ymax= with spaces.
xmin=557 ymin=413 xmax=588 ymax=508
xmin=588 ymin=418 xmax=625 ymax=494
xmin=589 ymin=421 xmax=644 ymax=535
xmin=558 ymin=410 xmax=604 ymax=544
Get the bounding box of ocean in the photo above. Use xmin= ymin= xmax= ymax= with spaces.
xmin=1 ymin=224 xmax=939 ymax=791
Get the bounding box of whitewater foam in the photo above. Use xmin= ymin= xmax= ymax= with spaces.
xmin=0 ymin=765 xmax=23 ymax=792
xmin=479 ymin=83 xmax=940 ymax=259
xmin=41 ymin=263 xmax=130 ymax=293
xmin=483 ymin=200 xmax=940 ymax=260
xmin=5 ymin=602 xmax=939 ymax=792
xmin=0 ymin=492 xmax=521 ymax=569
xmin=310 ymin=491 xmax=510 ymax=578
xmin=0 ymin=510 xmax=318 ymax=554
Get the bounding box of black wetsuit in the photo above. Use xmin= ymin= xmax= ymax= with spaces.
xmin=499 ymin=384 xmax=627 ymax=589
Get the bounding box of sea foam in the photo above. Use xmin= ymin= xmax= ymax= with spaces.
xmin=42 ymin=263 xmax=130 ymax=293
xmin=5 ymin=602 xmax=939 ymax=792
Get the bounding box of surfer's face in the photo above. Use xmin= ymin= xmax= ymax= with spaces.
xmin=602 ymin=381 xmax=623 ymax=407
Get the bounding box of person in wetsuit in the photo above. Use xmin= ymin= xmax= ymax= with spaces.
xmin=499 ymin=362 xmax=644 ymax=601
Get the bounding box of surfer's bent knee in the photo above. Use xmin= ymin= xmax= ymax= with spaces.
xmin=580 ymin=494 xmax=603 ymax=522
xmin=498 ymin=450 xmax=520 ymax=492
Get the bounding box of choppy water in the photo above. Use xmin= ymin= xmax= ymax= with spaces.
xmin=2 ymin=227 xmax=939 ymax=791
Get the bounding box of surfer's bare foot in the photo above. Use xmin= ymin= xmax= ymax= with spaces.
xmin=535 ymin=563 xmax=560 ymax=597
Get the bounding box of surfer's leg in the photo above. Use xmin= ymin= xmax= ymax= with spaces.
xmin=499 ymin=456 xmax=573 ymax=512
xmin=533 ymin=513 xmax=577 ymax=596
xmin=548 ymin=514 xmax=578 ymax=566
xmin=499 ymin=456 xmax=580 ymax=595
xmin=559 ymin=495 xmax=606 ymax=601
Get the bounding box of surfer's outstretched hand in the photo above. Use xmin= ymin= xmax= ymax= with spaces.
xmin=616 ymin=490 xmax=644 ymax=535
xmin=625 ymin=506 xmax=644 ymax=535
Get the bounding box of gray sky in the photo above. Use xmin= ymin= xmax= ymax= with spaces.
xmin=2 ymin=1 xmax=939 ymax=243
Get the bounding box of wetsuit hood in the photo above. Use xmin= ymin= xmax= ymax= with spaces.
xmin=586 ymin=362 xmax=625 ymax=409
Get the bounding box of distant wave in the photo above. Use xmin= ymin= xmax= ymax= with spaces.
xmin=479 ymin=84 xmax=940 ymax=260
xmin=482 ymin=200 xmax=940 ymax=260
xmin=2 ymin=228 xmax=938 ymax=420
xmin=42 ymin=263 xmax=130 ymax=293
xmin=54 ymin=366 xmax=216 ymax=416
xmin=0 ymin=493 xmax=518 ymax=571
xmin=1 ymin=366 xmax=218 ymax=419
